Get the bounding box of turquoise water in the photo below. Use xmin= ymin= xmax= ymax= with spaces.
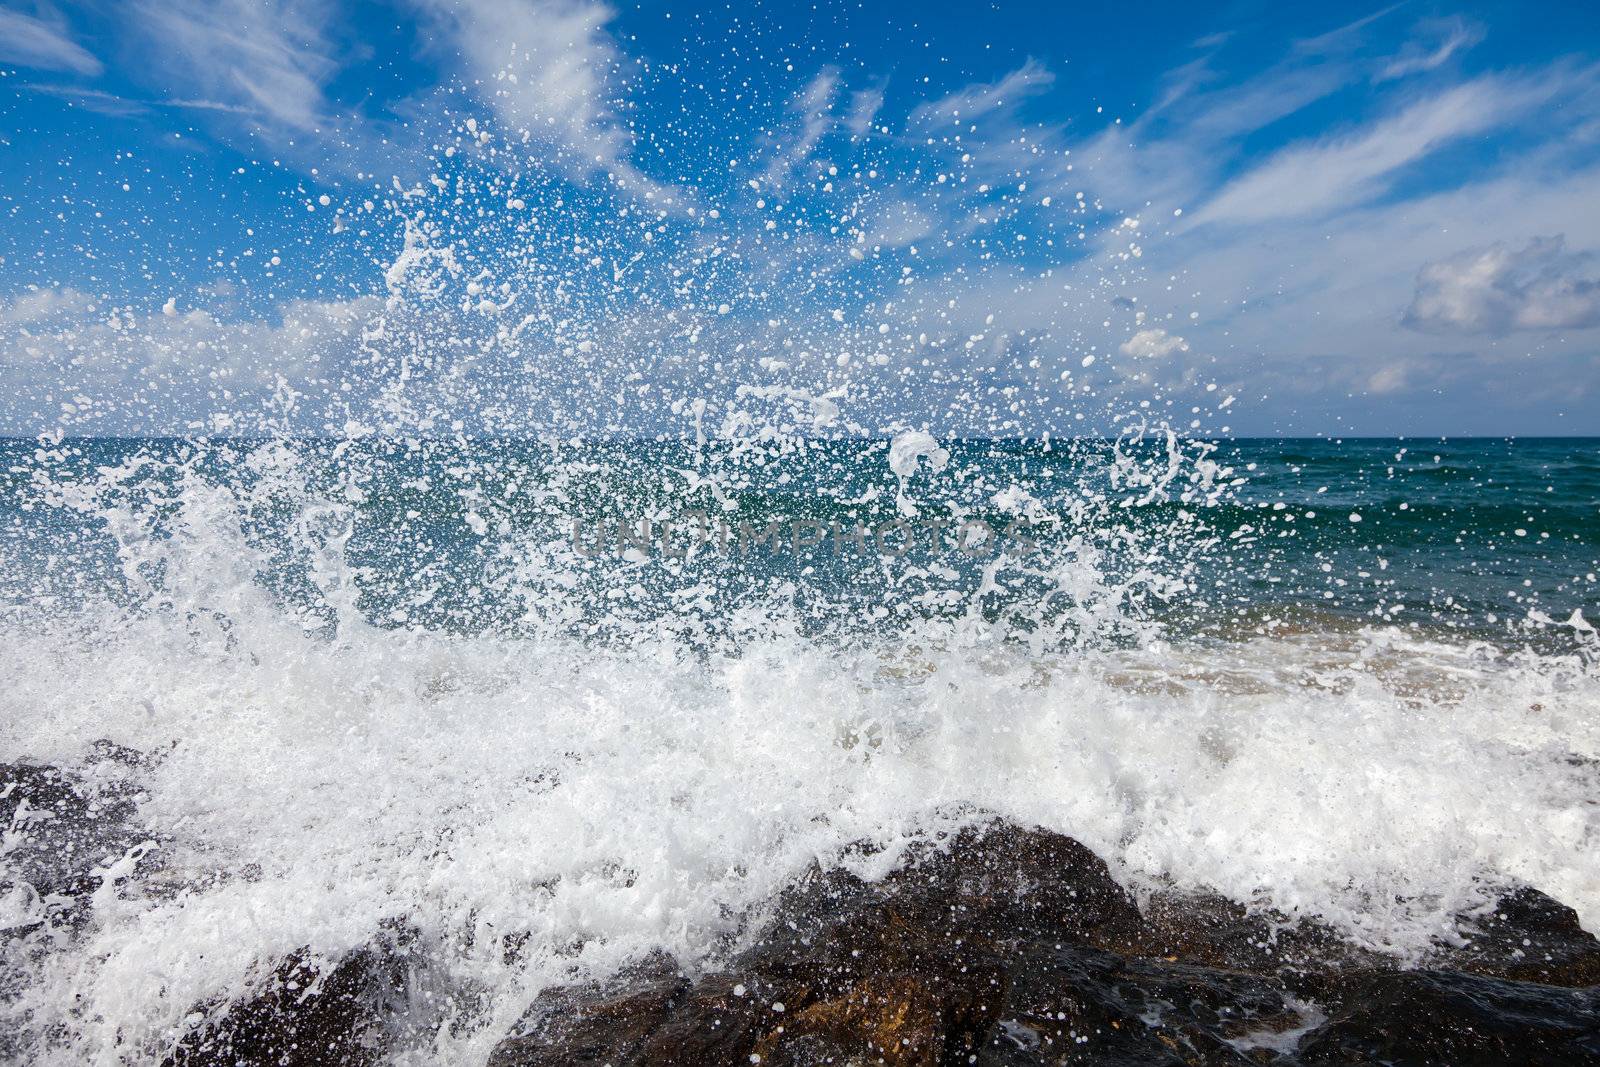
xmin=4 ymin=23 xmax=1596 ymax=1059
xmin=5 ymin=435 xmax=1596 ymax=647
xmin=3 ymin=431 xmax=1598 ymax=1064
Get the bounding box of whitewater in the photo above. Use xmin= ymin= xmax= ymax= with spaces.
xmin=1 ymin=99 xmax=1597 ymax=1064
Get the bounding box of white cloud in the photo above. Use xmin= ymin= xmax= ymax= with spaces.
xmin=1404 ymin=236 xmax=1600 ymax=335
xmin=1104 ymin=158 xmax=1600 ymax=428
xmin=765 ymin=67 xmax=840 ymax=185
xmin=102 ymin=0 xmax=677 ymax=199
xmin=10 ymin=5 xmax=1597 ymax=436
xmin=0 ymin=288 xmax=382 ymax=435
xmin=1290 ymin=7 xmax=1396 ymax=58
xmin=845 ymin=83 xmax=885 ymax=137
xmin=1365 ymin=358 xmax=1438 ymax=395
xmin=129 ymin=0 xmax=339 ymax=133
xmin=43 ymin=0 xmax=690 ymax=205
xmin=0 ymin=4 xmax=102 ymax=76
xmin=0 ymin=285 xmax=99 ymax=324
xmin=18 ymin=83 xmax=149 ymax=116
xmin=986 ymin=13 xmax=1405 ymax=234
xmin=18 ymin=82 xmax=255 ymax=118
xmin=409 ymin=0 xmax=677 ymax=201
xmin=802 ymin=32 xmax=1585 ymax=428
xmin=1119 ymin=328 xmax=1189 ymax=358
xmin=908 ymin=59 xmax=1053 ymax=128
xmin=1190 ymin=76 xmax=1550 ymax=227
xmin=1006 ymin=23 xmax=1600 ymax=431
xmin=1377 ymin=17 xmax=1484 ymax=82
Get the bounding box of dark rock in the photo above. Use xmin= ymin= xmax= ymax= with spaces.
xmin=491 ymin=820 xmax=1600 ymax=1067
xmin=957 ymin=945 xmax=1307 ymax=1066
xmin=1130 ymin=890 xmax=1391 ymax=976
xmin=1 ymin=752 xmax=155 ymax=933
xmin=1297 ymin=970 xmax=1600 ymax=1065
xmin=161 ymin=927 xmax=419 ymax=1067
xmin=492 ymin=823 xmax=1150 ymax=1067
xmin=2 ymin=752 xmax=160 ymax=1062
xmin=13 ymin=777 xmax=1595 ymax=1067
xmin=1431 ymin=886 xmax=1600 ymax=987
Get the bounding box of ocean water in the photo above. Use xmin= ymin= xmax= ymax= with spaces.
xmin=1 ymin=74 xmax=1597 ymax=1063
xmin=1 ymin=430 xmax=1596 ymax=1063
xmin=6 ymin=435 xmax=1596 ymax=640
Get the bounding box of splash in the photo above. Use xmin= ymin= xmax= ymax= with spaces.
xmin=2 ymin=91 xmax=1597 ymax=1067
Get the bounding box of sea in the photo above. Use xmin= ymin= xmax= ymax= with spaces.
xmin=1 ymin=431 xmax=1596 ymax=1062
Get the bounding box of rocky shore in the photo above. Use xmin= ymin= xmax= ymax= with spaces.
xmin=5 ymin=757 xmax=1599 ymax=1065
xmin=489 ymin=825 xmax=1599 ymax=1066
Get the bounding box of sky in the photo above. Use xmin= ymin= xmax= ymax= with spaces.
xmin=1 ymin=0 xmax=1599 ymax=437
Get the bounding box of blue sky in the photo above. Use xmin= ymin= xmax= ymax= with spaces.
xmin=1 ymin=0 xmax=1599 ymax=437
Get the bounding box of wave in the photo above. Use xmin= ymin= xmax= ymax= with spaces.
xmin=2 ymin=554 xmax=1596 ymax=1061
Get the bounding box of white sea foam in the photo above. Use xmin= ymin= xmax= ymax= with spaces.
xmin=2 ymin=521 xmax=1595 ymax=1063
xmin=3 ymin=100 xmax=1596 ymax=1066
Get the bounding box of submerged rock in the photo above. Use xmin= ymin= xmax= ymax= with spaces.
xmin=491 ymin=822 xmax=1600 ymax=1067
xmin=2 ymin=749 xmax=161 ymax=1063
xmin=1 ymin=745 xmax=156 ymax=937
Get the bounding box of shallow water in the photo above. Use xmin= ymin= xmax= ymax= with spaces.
xmin=1 ymin=432 xmax=1596 ymax=1064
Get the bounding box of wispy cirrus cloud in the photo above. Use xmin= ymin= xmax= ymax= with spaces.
xmin=9 ymin=4 xmax=1600 ymax=435
xmin=11 ymin=0 xmax=693 ymax=216
xmin=844 ymin=83 xmax=886 ymax=137
xmin=764 ymin=66 xmax=841 ymax=186
xmin=19 ymin=83 xmax=145 ymax=116
xmin=1188 ymin=74 xmax=1555 ymax=227
xmin=1377 ymin=16 xmax=1484 ymax=82
xmin=907 ymin=58 xmax=1053 ymax=128
xmin=20 ymin=82 xmax=256 ymax=117
xmin=117 ymin=0 xmax=683 ymax=198
xmin=0 ymin=3 xmax=102 ymax=76
xmin=999 ymin=10 xmax=1409 ymax=229
xmin=839 ymin=11 xmax=1600 ymax=431
xmin=128 ymin=0 xmax=341 ymax=133
xmin=408 ymin=0 xmax=682 ymax=202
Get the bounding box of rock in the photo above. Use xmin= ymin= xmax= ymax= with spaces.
xmin=491 ymin=820 xmax=1600 ymax=1067
xmin=3 ymin=750 xmax=161 ymax=1062
xmin=11 ymin=780 xmax=1596 ymax=1066
xmin=1 ymin=747 xmax=156 ymax=936
xmin=1430 ymin=886 xmax=1600 ymax=987
xmin=926 ymin=943 xmax=1302 ymax=1066
xmin=161 ymin=927 xmax=418 ymax=1067
xmin=1297 ymin=970 xmax=1600 ymax=1065
xmin=1131 ymin=890 xmax=1391 ymax=976
xmin=494 ymin=823 xmax=1155 ymax=1066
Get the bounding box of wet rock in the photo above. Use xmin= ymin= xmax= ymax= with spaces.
xmin=161 ymin=927 xmax=419 ymax=1067
xmin=492 ymin=820 xmax=1600 ymax=1067
xmin=1131 ymin=890 xmax=1395 ymax=976
xmin=2 ymin=751 xmax=160 ymax=1062
xmin=1 ymin=748 xmax=156 ymax=936
xmin=13 ymin=784 xmax=1594 ymax=1067
xmin=1297 ymin=970 xmax=1600 ymax=1065
xmin=1432 ymin=886 xmax=1600 ymax=987
xmin=3 ymin=755 xmax=428 ymax=1067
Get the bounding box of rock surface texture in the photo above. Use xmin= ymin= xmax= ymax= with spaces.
xmin=7 ymin=767 xmax=1598 ymax=1067
xmin=490 ymin=823 xmax=1600 ymax=1067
